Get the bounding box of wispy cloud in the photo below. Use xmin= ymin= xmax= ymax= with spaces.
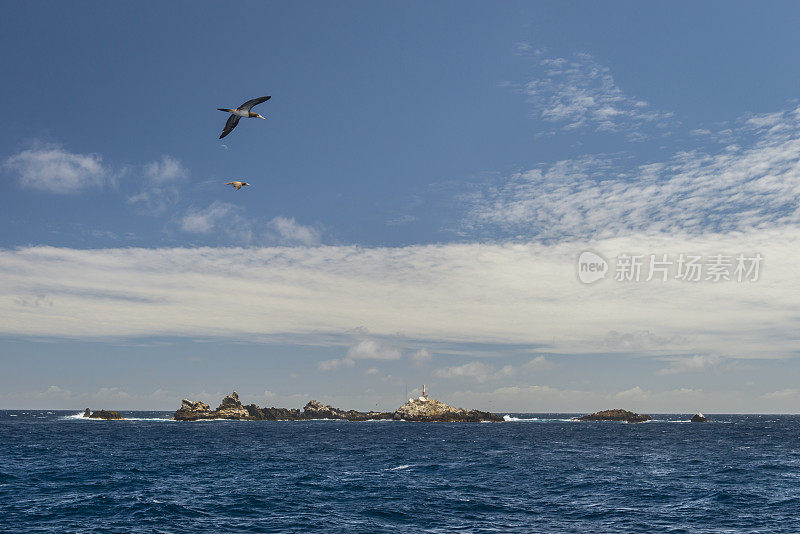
xmin=180 ymin=207 xmax=319 ymax=247
xmin=318 ymin=357 xmax=355 ymax=371
xmin=319 ymin=339 xmax=403 ymax=371
xmin=604 ymin=330 xmax=687 ymax=352
xmin=346 ymin=339 xmax=402 ymax=361
xmin=450 ymin=385 xmax=712 ymax=413
xmin=519 ymin=52 xmax=674 ymax=139
xmin=409 ymin=348 xmax=433 ymax=366
xmin=267 ymin=216 xmax=321 ymax=245
xmin=761 ymin=388 xmax=799 ymax=400
xmin=128 ymin=155 xmax=189 ymax=215
xmin=614 ymin=385 xmax=650 ymax=401
xmin=433 ymin=355 xmax=552 ymax=383
xmin=0 ymin=228 xmax=797 ymax=359
xmin=466 ymin=106 xmax=800 ymax=239
xmin=4 ymin=143 xmax=114 ymax=193
xmin=656 ymin=354 xmax=724 ymax=376
xmin=521 ymin=355 xmax=554 ymax=373
xmin=180 ymin=201 xmax=242 ymax=235
xmin=432 ymin=361 xmax=510 ymax=383
xmin=431 ymin=362 xmax=504 ymax=382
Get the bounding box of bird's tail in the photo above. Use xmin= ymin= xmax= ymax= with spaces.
xmin=217 ymin=108 xmax=233 ymax=112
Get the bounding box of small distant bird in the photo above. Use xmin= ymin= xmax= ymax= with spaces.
xmin=218 ymin=96 xmax=271 ymax=139
xmin=225 ymin=181 xmax=250 ymax=190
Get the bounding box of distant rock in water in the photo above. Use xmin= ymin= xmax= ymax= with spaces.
xmin=691 ymin=413 xmax=709 ymax=422
xmin=300 ymin=400 xmax=394 ymax=421
xmin=172 ymin=392 xmax=500 ymax=422
xmin=85 ymin=409 xmax=124 ymax=420
xmin=576 ymin=409 xmax=651 ymax=423
xmin=393 ymin=397 xmax=503 ymax=422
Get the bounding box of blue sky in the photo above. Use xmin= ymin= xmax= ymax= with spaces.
xmin=2 ymin=1 xmax=800 ymax=412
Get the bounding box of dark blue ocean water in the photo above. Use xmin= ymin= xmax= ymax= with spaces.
xmin=1 ymin=411 xmax=799 ymax=533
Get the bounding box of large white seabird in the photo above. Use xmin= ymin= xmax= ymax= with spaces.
xmin=217 ymin=96 xmax=271 ymax=139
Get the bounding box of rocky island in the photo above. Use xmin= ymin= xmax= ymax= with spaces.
xmin=575 ymin=408 xmax=651 ymax=423
xmin=83 ymin=408 xmax=124 ymax=420
xmin=173 ymin=390 xmax=502 ymax=422
xmin=691 ymin=413 xmax=709 ymax=422
xmin=393 ymin=396 xmax=502 ymax=422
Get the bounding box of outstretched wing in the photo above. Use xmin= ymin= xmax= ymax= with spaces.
xmin=238 ymin=95 xmax=271 ymax=111
xmin=219 ymin=114 xmax=241 ymax=139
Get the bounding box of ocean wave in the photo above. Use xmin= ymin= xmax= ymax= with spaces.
xmin=62 ymin=412 xmax=92 ymax=420
xmin=504 ymin=415 xmax=539 ymax=422
xmin=61 ymin=412 xmax=173 ymax=422
xmin=385 ymin=464 xmax=412 ymax=471
xmin=650 ymin=419 xmax=692 ymax=423
xmin=503 ymin=415 xmax=579 ymax=423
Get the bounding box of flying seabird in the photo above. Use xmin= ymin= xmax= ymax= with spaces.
xmin=217 ymin=96 xmax=271 ymax=139
xmin=225 ymin=181 xmax=250 ymax=190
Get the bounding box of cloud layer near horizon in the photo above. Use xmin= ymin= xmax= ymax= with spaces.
xmin=1 ymin=228 xmax=797 ymax=359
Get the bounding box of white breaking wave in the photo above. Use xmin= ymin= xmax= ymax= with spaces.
xmin=63 ymin=412 xmax=91 ymax=420
xmin=386 ymin=464 xmax=412 ymax=471
xmin=61 ymin=412 xmax=173 ymax=422
xmin=503 ymin=415 xmax=579 ymax=422
xmin=504 ymin=415 xmax=539 ymax=422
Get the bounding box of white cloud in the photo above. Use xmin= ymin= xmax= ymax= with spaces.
xmin=467 ymin=106 xmax=800 ymax=239
xmin=267 ymin=216 xmax=320 ymax=245
xmin=365 ymin=367 xmax=380 ymax=376
xmin=35 ymin=385 xmax=72 ymax=399
xmin=93 ymin=387 xmax=133 ymax=400
xmin=432 ymin=361 xmax=517 ymax=383
xmin=433 ymin=361 xmax=496 ymax=382
xmin=346 ymin=339 xmax=402 ymax=361
xmin=409 ymin=348 xmax=433 ymax=366
xmin=0 ymin=228 xmax=798 ymax=360
xmin=493 ymin=365 xmax=516 ymax=380
xmin=521 ymin=53 xmax=674 ymax=138
xmin=128 ymin=155 xmax=189 ymax=214
xmin=387 ymin=215 xmax=416 ymax=226
xmin=761 ymin=388 xmax=799 ymax=400
xmin=180 ymin=201 xmax=239 ymax=234
xmin=450 ymin=385 xmax=712 ymax=413
xmin=318 ymin=358 xmax=355 ymax=371
xmin=656 ymin=354 xmax=724 ymax=376
xmin=4 ymin=144 xmax=112 ymax=193
xmin=381 ymin=374 xmax=402 ymax=385
xmin=614 ymin=386 xmax=650 ymax=401
xmin=604 ymin=330 xmax=686 ymax=351
xmin=521 ymin=356 xmax=554 ymax=373
xmin=144 ymin=155 xmax=189 ymax=184
xmin=181 ymin=208 xmax=316 ymax=246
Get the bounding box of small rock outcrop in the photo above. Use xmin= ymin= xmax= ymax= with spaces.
xmin=393 ymin=397 xmax=503 ymax=422
xmin=690 ymin=413 xmax=708 ymax=423
xmin=576 ymin=409 xmax=651 ymax=423
xmin=173 ymin=399 xmax=214 ymax=421
xmin=85 ymin=409 xmax=124 ymax=420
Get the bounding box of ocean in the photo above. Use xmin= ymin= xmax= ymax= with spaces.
xmin=1 ymin=411 xmax=798 ymax=532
